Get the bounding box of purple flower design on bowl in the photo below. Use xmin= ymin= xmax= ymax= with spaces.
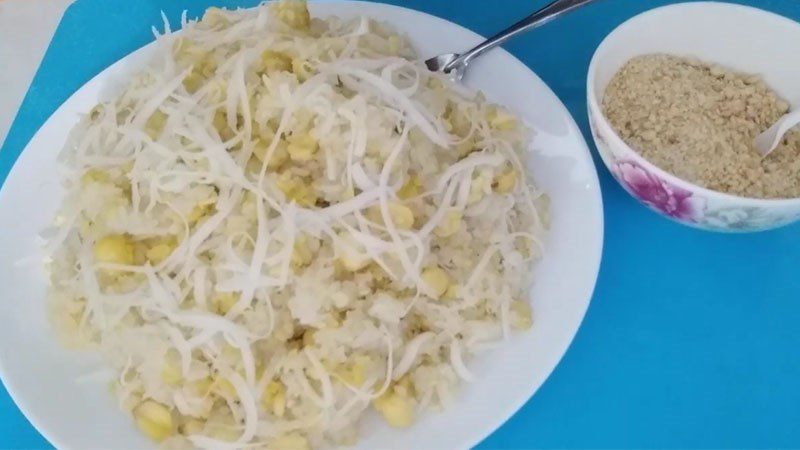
xmin=612 ymin=160 xmax=697 ymax=221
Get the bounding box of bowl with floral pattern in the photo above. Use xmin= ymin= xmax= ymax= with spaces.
xmin=587 ymin=2 xmax=800 ymax=232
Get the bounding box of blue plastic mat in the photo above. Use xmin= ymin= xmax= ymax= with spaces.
xmin=2 ymin=0 xmax=799 ymax=448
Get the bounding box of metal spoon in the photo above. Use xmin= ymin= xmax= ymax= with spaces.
xmin=425 ymin=0 xmax=601 ymax=81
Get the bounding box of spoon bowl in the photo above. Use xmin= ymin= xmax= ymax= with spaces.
xmin=423 ymin=53 xmax=463 ymax=80
xmin=754 ymin=109 xmax=800 ymax=157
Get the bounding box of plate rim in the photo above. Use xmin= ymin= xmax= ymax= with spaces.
xmin=0 ymin=2 xmax=604 ymax=448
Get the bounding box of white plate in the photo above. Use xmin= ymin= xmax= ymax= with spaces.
xmin=0 ymin=2 xmax=603 ymax=449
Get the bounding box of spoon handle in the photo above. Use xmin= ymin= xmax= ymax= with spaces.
xmin=445 ymin=0 xmax=600 ymax=72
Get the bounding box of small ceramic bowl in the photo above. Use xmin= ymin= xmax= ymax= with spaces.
xmin=587 ymin=1 xmax=800 ymax=232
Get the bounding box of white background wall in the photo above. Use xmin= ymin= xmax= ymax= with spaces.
xmin=0 ymin=0 xmax=74 ymax=148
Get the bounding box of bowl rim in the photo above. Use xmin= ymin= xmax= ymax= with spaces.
xmin=587 ymin=0 xmax=800 ymax=207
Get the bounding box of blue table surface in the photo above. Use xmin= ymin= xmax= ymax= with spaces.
xmin=3 ymin=0 xmax=800 ymax=448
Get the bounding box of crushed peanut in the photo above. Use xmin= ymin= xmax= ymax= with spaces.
xmin=603 ymin=54 xmax=800 ymax=198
